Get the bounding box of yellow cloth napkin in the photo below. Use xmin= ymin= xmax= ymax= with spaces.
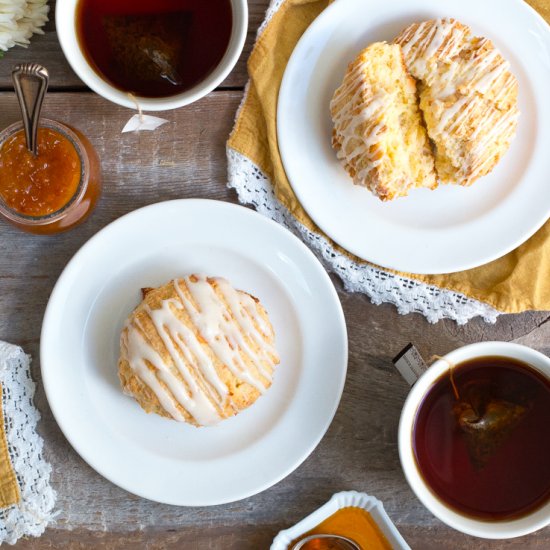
xmin=228 ymin=0 xmax=550 ymax=314
xmin=0 ymin=384 xmax=20 ymax=508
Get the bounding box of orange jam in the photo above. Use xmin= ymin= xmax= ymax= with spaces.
xmin=296 ymin=507 xmax=392 ymax=550
xmin=0 ymin=120 xmax=101 ymax=234
xmin=0 ymin=127 xmax=81 ymax=217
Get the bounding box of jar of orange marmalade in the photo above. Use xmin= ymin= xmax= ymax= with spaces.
xmin=0 ymin=119 xmax=101 ymax=234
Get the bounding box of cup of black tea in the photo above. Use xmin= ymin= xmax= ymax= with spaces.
xmin=56 ymin=0 xmax=247 ymax=110
xmin=398 ymin=342 xmax=550 ymax=539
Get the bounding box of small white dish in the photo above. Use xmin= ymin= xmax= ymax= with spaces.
xmin=40 ymin=199 xmax=347 ymax=505
xmin=277 ymin=0 xmax=550 ymax=274
xmin=56 ymin=0 xmax=248 ymax=111
xmin=399 ymin=342 xmax=550 ymax=538
xmin=271 ymin=490 xmax=410 ymax=549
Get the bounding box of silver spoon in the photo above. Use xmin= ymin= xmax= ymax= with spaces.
xmin=291 ymin=533 xmax=361 ymax=550
xmin=12 ymin=63 xmax=49 ymax=156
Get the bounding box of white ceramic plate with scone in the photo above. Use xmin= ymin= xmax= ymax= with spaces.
xmin=41 ymin=199 xmax=347 ymax=505
xmin=277 ymin=0 xmax=550 ymax=274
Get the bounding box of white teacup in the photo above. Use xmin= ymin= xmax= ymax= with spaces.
xmin=56 ymin=0 xmax=248 ymax=111
xmin=398 ymin=341 xmax=550 ymax=539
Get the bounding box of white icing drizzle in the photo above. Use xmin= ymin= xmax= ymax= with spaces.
xmin=330 ymin=45 xmax=397 ymax=189
xmin=397 ymin=18 xmax=467 ymax=80
xmin=123 ymin=327 xmax=188 ymax=423
xmin=122 ymin=275 xmax=278 ymax=426
xmin=330 ymin=42 xmax=439 ymax=197
xmin=173 ymin=277 xmax=276 ymax=390
xmin=396 ymin=18 xmax=519 ymax=184
xmin=330 ymin=19 xmax=519 ymax=193
xmin=331 ymin=60 xmax=387 ymax=181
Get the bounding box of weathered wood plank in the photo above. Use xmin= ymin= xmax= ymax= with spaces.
xmin=0 ymin=92 xmax=549 ymax=547
xmin=0 ymin=0 xmax=265 ymax=90
xmin=11 ymin=525 xmax=550 ymax=549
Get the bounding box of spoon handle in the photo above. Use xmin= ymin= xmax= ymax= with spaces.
xmin=292 ymin=534 xmax=361 ymax=550
xmin=12 ymin=63 xmax=49 ymax=156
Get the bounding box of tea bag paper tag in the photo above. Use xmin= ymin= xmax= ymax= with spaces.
xmin=122 ymin=114 xmax=169 ymax=133
xmin=392 ymin=343 xmax=428 ymax=386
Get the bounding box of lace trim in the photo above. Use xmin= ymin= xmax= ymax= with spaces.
xmin=0 ymin=341 xmax=56 ymax=545
xmin=226 ymin=148 xmax=499 ymax=324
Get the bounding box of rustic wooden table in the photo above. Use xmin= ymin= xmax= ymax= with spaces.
xmin=1 ymin=1 xmax=549 ymax=548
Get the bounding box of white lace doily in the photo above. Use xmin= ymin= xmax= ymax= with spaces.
xmin=226 ymin=0 xmax=499 ymax=325
xmin=0 ymin=341 xmax=56 ymax=545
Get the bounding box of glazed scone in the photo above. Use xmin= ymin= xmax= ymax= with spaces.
xmin=330 ymin=42 xmax=437 ymax=201
xmin=118 ymin=275 xmax=280 ymax=427
xmin=394 ymin=18 xmax=471 ymax=84
xmin=395 ymin=18 xmax=519 ymax=186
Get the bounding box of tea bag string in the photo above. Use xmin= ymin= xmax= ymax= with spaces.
xmin=430 ymin=355 xmax=460 ymax=400
xmin=121 ymin=96 xmax=169 ymax=133
xmin=128 ymin=93 xmax=144 ymax=123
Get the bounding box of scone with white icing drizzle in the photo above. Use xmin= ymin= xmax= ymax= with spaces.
xmin=330 ymin=42 xmax=437 ymax=200
xmin=118 ymin=275 xmax=280 ymax=427
xmin=395 ymin=18 xmax=519 ymax=186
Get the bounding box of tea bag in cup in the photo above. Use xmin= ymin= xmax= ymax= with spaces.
xmin=103 ymin=13 xmax=191 ymax=86
xmin=452 ymin=380 xmax=527 ymax=470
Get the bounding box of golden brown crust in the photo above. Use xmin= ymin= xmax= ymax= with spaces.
xmin=118 ymin=276 xmax=280 ymax=427
xmin=330 ymin=19 xmax=519 ymax=197
xmin=140 ymin=287 xmax=154 ymax=299
xmin=395 ymin=18 xmax=519 ymax=186
xmin=330 ymin=42 xmax=437 ymax=201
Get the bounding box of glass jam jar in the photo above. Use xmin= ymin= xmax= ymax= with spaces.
xmin=0 ymin=118 xmax=101 ymax=234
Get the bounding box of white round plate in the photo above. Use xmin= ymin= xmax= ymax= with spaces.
xmin=41 ymin=199 xmax=347 ymax=506
xmin=278 ymin=0 xmax=550 ymax=274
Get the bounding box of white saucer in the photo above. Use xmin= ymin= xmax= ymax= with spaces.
xmin=278 ymin=0 xmax=550 ymax=274
xmin=41 ymin=200 xmax=347 ymax=505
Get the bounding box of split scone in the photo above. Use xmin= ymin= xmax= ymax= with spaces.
xmin=395 ymin=18 xmax=519 ymax=186
xmin=118 ymin=275 xmax=280 ymax=427
xmin=330 ymin=42 xmax=437 ymax=201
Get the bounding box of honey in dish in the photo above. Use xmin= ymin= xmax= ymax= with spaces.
xmin=413 ymin=356 xmax=550 ymax=521
xmin=76 ymin=0 xmax=233 ymax=98
xmin=0 ymin=121 xmax=101 ymax=234
xmin=294 ymin=507 xmax=392 ymax=550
